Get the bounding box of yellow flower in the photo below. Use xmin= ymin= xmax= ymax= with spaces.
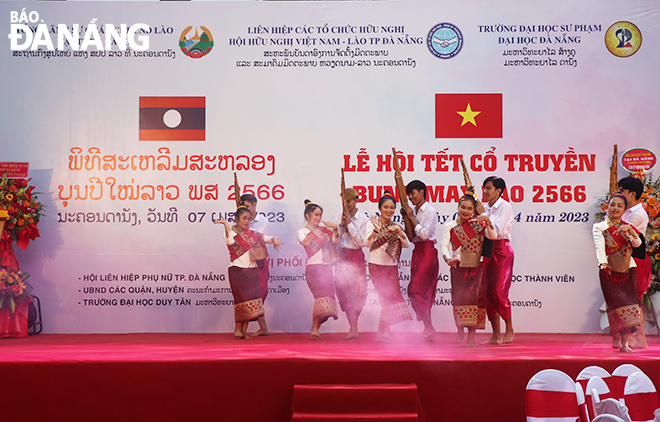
xmin=653 ymin=234 xmax=659 ymax=240
xmin=5 ymin=193 xmax=13 ymax=201
xmin=656 ymin=253 xmax=660 ymax=260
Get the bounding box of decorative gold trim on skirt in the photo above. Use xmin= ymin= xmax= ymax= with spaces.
xmin=379 ymin=302 xmax=412 ymax=326
xmin=313 ymin=297 xmax=338 ymax=322
xmin=608 ymin=304 xmax=641 ymax=333
xmin=453 ymin=305 xmax=478 ymax=328
xmin=234 ymin=298 xmax=264 ymax=322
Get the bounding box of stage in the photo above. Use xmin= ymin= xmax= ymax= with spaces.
xmin=2 ymin=332 xmax=659 ymax=422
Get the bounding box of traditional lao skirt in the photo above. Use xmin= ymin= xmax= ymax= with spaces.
xmin=228 ymin=266 xmax=264 ymax=322
xmin=599 ymin=267 xmax=641 ymax=334
xmin=369 ymin=263 xmax=412 ymax=327
xmin=450 ymin=265 xmax=486 ymax=329
xmin=306 ymin=264 xmax=338 ymax=323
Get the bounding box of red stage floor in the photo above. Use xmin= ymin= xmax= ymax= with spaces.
xmin=2 ymin=332 xmax=659 ymax=422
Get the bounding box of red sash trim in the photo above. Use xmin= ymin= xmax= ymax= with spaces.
xmin=370 ymin=219 xmax=402 ymax=261
xmin=525 ymin=390 xmax=579 ymax=418
xmin=605 ymin=224 xmax=631 ymax=256
xmin=303 ymin=226 xmax=334 ymax=258
xmin=450 ymin=220 xmax=485 ymax=251
xmin=228 ymin=229 xmax=264 ymax=261
xmin=625 ymin=392 xmax=660 ymax=420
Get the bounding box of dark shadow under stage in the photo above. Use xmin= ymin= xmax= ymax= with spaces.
xmin=2 ymin=332 xmax=659 ymax=422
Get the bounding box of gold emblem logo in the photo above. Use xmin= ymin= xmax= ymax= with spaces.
xmin=605 ymin=21 xmax=641 ymax=58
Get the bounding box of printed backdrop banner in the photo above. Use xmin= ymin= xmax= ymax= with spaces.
xmin=1 ymin=1 xmax=658 ymax=334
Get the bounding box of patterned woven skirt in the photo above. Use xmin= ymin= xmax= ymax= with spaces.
xmin=228 ymin=266 xmax=264 ymax=322
xmin=369 ymin=263 xmax=412 ymax=327
xmin=450 ymin=265 xmax=486 ymax=329
xmin=306 ymin=263 xmax=338 ymax=323
xmin=599 ymin=267 xmax=641 ymax=334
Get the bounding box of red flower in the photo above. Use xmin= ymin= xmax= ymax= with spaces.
xmin=17 ymin=219 xmax=24 ymax=226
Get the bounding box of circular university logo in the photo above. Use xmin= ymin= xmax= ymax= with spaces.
xmin=179 ymin=26 xmax=214 ymax=59
xmin=427 ymin=23 xmax=463 ymax=59
xmin=605 ymin=21 xmax=641 ymax=58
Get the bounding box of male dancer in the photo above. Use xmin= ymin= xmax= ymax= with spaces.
xmin=404 ymin=180 xmax=439 ymax=341
xmin=241 ymin=193 xmax=270 ymax=337
xmin=333 ymin=188 xmax=369 ymax=339
xmin=481 ymin=176 xmax=515 ymax=345
xmin=618 ymin=176 xmax=650 ymax=349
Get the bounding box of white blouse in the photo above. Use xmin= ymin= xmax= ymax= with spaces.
xmin=365 ymin=220 xmax=410 ymax=266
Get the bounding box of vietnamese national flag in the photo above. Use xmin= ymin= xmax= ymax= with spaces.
xmin=139 ymin=96 xmax=205 ymax=141
xmin=435 ymin=93 xmax=502 ymax=138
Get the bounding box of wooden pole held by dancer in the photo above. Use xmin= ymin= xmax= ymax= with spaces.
xmin=234 ymin=172 xmax=241 ymax=207
xmin=392 ymin=147 xmax=416 ymax=241
xmin=340 ymin=168 xmax=349 ymax=227
xmin=609 ymin=144 xmax=618 ymax=197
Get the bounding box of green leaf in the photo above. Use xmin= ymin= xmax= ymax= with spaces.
xmin=9 ymin=296 xmax=15 ymax=315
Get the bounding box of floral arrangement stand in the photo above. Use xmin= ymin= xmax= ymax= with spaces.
xmin=0 ymin=267 xmax=34 ymax=338
xmin=0 ymin=174 xmax=43 ymax=338
xmin=0 ymin=298 xmax=31 ymax=338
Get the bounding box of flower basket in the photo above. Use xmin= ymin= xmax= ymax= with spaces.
xmin=0 ymin=173 xmax=44 ymax=252
xmin=0 ymin=298 xmax=30 ymax=338
xmin=0 ymin=266 xmax=34 ymax=337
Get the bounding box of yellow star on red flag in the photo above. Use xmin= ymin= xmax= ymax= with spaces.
xmin=457 ymin=103 xmax=481 ymax=127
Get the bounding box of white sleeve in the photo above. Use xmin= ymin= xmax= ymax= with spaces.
xmin=414 ymin=206 xmax=437 ymax=241
xmin=592 ymin=223 xmax=607 ymax=266
xmin=364 ymin=220 xmax=376 ymax=248
xmin=225 ymin=230 xmax=236 ymax=246
xmin=440 ymin=223 xmax=452 ymax=260
xmin=490 ymin=203 xmax=514 ymax=239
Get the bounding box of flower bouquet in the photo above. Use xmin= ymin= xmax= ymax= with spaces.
xmin=0 ymin=173 xmax=45 ymax=251
xmin=0 ymin=266 xmax=33 ymax=337
xmin=0 ymin=266 xmax=32 ymax=314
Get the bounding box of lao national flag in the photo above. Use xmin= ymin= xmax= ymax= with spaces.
xmin=139 ymin=96 xmax=205 ymax=141
xmin=435 ymin=94 xmax=502 ymax=138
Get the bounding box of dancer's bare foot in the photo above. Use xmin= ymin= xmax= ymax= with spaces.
xmin=419 ymin=328 xmax=436 ymax=342
xmin=252 ymin=328 xmax=269 ymax=337
xmin=234 ymin=330 xmax=244 ymax=339
xmin=454 ymin=330 xmax=465 ymax=343
xmin=612 ymin=338 xmax=622 ymax=349
xmin=466 ymin=339 xmax=475 ymax=348
xmin=377 ymin=325 xmax=391 ymax=342
xmin=620 ymin=344 xmax=633 ymax=353
xmin=503 ymin=330 xmax=514 ymax=344
xmin=480 ymin=337 xmax=502 ymax=345
xmin=343 ymin=329 xmax=359 ymax=340
xmin=310 ymin=333 xmax=325 ymax=341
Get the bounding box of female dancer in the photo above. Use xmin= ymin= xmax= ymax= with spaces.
xmin=593 ymin=194 xmax=642 ymax=353
xmin=298 ymin=200 xmax=340 ymax=340
xmin=440 ymin=194 xmax=496 ymax=348
xmin=215 ymin=203 xmax=282 ymax=339
xmin=365 ymin=190 xmax=412 ymax=342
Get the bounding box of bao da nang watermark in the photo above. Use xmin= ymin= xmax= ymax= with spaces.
xmin=8 ymin=9 xmax=150 ymax=51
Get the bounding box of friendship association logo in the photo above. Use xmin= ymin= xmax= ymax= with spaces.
xmin=605 ymin=21 xmax=641 ymax=58
xmin=179 ymin=26 xmax=214 ymax=59
xmin=427 ymin=23 xmax=463 ymax=59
